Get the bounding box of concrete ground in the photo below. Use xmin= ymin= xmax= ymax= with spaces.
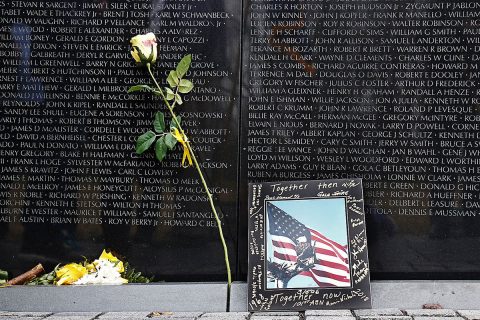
xmin=2 ymin=309 xmax=480 ymax=320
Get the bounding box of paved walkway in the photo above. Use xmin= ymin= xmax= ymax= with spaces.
xmin=1 ymin=309 xmax=480 ymax=320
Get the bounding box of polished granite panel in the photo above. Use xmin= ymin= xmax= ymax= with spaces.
xmin=240 ymin=0 xmax=480 ymax=279
xmin=0 ymin=0 xmax=241 ymax=281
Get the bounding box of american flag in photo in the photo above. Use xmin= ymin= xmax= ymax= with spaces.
xmin=267 ymin=202 xmax=351 ymax=287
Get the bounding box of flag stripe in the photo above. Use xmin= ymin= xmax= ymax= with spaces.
xmin=314 ymin=248 xmax=346 ymax=263
xmin=312 ymin=264 xmax=350 ymax=278
xmin=311 ymin=235 xmax=348 ymax=260
xmin=315 ymin=256 xmax=350 ymax=272
xmin=272 ymin=256 xmax=295 ymax=266
xmin=272 ymin=247 xmax=349 ymax=267
xmin=270 ymin=235 xmax=296 ymax=246
xmin=310 ymin=269 xmax=351 ymax=283
xmin=312 ymin=240 xmax=347 ymax=257
xmin=273 ymin=246 xmax=297 ymax=257
xmin=271 ymin=234 xmax=298 ymax=262
xmin=310 ymin=229 xmax=348 ymax=259
xmin=313 ymin=257 xmax=350 ymax=273
xmin=314 ymin=245 xmax=348 ymax=261
xmin=272 ymin=240 xmax=296 ymax=251
xmin=313 ymin=239 xmax=348 ymax=262
xmin=273 ymin=251 xmax=297 ymax=262
xmin=309 ymin=269 xmax=351 ymax=286
xmin=299 ymin=271 xmax=351 ymax=287
xmin=310 ymin=229 xmax=346 ymax=252
xmin=272 ymin=251 xmax=350 ymax=275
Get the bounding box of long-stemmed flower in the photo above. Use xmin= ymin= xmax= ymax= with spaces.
xmin=127 ymin=33 xmax=232 ymax=298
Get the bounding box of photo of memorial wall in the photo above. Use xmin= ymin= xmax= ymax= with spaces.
xmin=1 ymin=0 xmax=480 ymax=282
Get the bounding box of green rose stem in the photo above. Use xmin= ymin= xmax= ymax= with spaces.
xmin=146 ymin=63 xmax=232 ymax=306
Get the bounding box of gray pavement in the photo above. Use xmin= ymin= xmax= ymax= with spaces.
xmin=2 ymin=309 xmax=480 ymax=320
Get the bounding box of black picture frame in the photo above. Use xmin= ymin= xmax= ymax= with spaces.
xmin=247 ymin=179 xmax=371 ymax=311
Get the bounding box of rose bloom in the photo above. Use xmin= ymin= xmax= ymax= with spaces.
xmin=130 ymin=32 xmax=157 ymax=64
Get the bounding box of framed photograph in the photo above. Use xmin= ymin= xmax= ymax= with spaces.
xmin=247 ymin=179 xmax=371 ymax=311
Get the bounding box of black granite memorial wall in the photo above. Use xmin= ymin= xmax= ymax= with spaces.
xmin=240 ymin=0 xmax=480 ymax=279
xmin=2 ymin=0 xmax=480 ymax=282
xmin=0 ymin=0 xmax=241 ymax=281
